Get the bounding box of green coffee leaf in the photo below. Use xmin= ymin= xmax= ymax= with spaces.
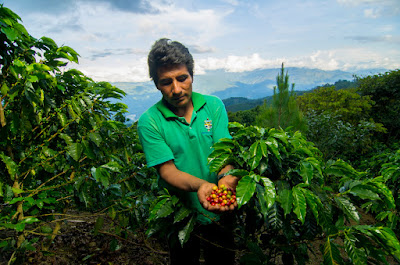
xmin=178 ymin=216 xmax=195 ymax=246
xmin=149 ymin=198 xmax=168 ymax=221
xmin=1 ymin=83 xmax=9 ymax=96
xmin=248 ymin=141 xmax=263 ymax=170
xmin=1 ymin=27 xmax=17 ymax=41
xmin=174 ymin=206 xmax=191 ymax=223
xmin=323 ymin=237 xmax=343 ymax=265
xmin=212 ymin=138 xmax=236 ymax=150
xmin=259 ymin=140 xmax=268 ymax=157
xmin=325 ymin=159 xmax=359 ymax=179
xmin=335 ymin=196 xmax=359 ymax=223
xmin=208 ymin=152 xmax=233 ymax=173
xmin=20 ymin=217 xmax=39 ymax=224
xmin=15 ymin=222 xmax=25 ymax=232
xmin=8 ymin=197 xmax=24 ymax=204
xmin=59 ymin=133 xmax=73 ymax=145
xmin=343 ymin=232 xmax=367 ymax=265
xmin=157 ymin=200 xmax=174 ymax=218
xmin=292 ymin=186 xmax=307 ymax=224
xmin=88 ymin=132 xmax=102 ymax=147
xmin=302 ymin=188 xmax=321 ymax=222
xmin=260 ymin=177 xmax=276 ymax=209
xmin=0 ymin=153 xmax=19 ymax=180
xmin=277 ymin=188 xmax=292 ymax=216
xmin=266 ymin=137 xmax=280 ymax=160
xmin=256 ymin=184 xmax=268 ymax=218
xmin=369 ymin=177 xmax=395 ymax=209
xmin=97 ymin=167 xmax=110 ymax=188
xmin=225 ymin=169 xmax=249 ymax=178
xmin=101 ymin=161 xmax=121 ymax=172
xmin=349 ymin=186 xmax=380 ymax=200
xmin=299 ymin=160 xmax=313 ymax=184
xmin=82 ymin=140 xmax=95 ymax=159
xmin=57 ymin=112 xmax=68 ymax=127
xmin=268 ymin=128 xmax=288 ymax=143
xmin=249 ymin=141 xmax=259 ymax=158
xmin=236 ymin=175 xmax=256 ymax=208
xmin=68 ymin=143 xmax=83 ymax=161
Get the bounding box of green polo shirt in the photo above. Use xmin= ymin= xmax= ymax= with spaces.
xmin=137 ymin=92 xmax=231 ymax=224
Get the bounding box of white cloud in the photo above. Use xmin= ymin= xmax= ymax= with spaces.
xmin=220 ymin=0 xmax=240 ymax=6
xmin=78 ymin=46 xmax=400 ymax=82
xmin=78 ymin=56 xmax=150 ymax=82
xmin=364 ymin=8 xmax=380 ymax=18
xmin=135 ymin=6 xmax=233 ymax=44
xmin=337 ymin=0 xmax=395 ymax=6
xmin=194 ymin=48 xmax=399 ymax=76
xmin=197 ymin=53 xmax=286 ymax=73
xmin=289 ymin=48 xmax=400 ymax=71
xmin=337 ymin=0 xmax=400 ymax=17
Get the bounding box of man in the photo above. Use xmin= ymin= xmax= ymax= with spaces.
xmin=137 ymin=38 xmax=238 ymax=264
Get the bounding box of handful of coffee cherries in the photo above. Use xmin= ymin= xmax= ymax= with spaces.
xmin=206 ymin=184 xmax=237 ymax=207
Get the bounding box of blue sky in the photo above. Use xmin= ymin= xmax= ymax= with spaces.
xmin=2 ymin=0 xmax=400 ymax=82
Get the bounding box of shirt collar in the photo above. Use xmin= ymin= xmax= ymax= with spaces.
xmin=156 ymin=92 xmax=206 ymax=119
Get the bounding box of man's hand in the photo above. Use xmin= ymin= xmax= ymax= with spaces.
xmin=198 ymin=181 xmax=237 ymax=212
xmin=218 ymin=174 xmax=239 ymax=191
xmin=218 ymin=175 xmax=239 ymax=210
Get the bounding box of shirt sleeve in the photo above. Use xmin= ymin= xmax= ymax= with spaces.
xmin=212 ymin=97 xmax=232 ymax=142
xmin=137 ymin=116 xmax=174 ymax=168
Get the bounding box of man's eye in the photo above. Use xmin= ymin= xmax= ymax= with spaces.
xmin=177 ymin=75 xmax=188 ymax=82
xmin=159 ymin=79 xmax=172 ymax=86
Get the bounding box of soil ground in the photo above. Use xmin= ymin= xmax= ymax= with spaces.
xmin=0 ymin=209 xmax=396 ymax=265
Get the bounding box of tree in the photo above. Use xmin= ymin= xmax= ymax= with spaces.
xmin=296 ymin=86 xmax=386 ymax=161
xmin=357 ymin=69 xmax=400 ymax=142
xmin=297 ymin=86 xmax=375 ymax=124
xmin=228 ymin=105 xmax=261 ymax=126
xmin=255 ymin=63 xmax=307 ymax=132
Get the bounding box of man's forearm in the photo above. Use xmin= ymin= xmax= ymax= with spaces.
xmin=157 ymin=160 xmax=208 ymax=192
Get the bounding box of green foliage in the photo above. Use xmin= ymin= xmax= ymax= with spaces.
xmin=0 ymin=5 xmax=158 ymax=263
xmin=365 ymin=149 xmax=400 ymax=234
xmin=208 ymin=122 xmax=400 ymax=264
xmin=357 ymin=69 xmax=400 ymax=142
xmin=297 ymin=86 xmax=386 ymax=161
xmin=146 ymin=189 xmax=196 ymax=247
xmin=305 ymin=110 xmax=386 ymax=161
xmin=228 ymin=105 xmax=261 ymax=126
xmin=2 ymin=5 xmax=400 ymax=264
xmin=255 ymin=63 xmax=307 ymax=132
xmin=297 ymin=86 xmax=374 ymax=124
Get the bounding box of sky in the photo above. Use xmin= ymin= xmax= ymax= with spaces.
xmin=2 ymin=0 xmax=400 ymax=83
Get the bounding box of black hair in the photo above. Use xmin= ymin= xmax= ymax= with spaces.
xmin=147 ymin=38 xmax=194 ymax=85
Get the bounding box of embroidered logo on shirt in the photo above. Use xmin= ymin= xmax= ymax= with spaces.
xmin=204 ymin=118 xmax=212 ymax=132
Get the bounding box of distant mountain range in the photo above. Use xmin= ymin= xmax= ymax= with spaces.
xmin=112 ymin=67 xmax=388 ymax=121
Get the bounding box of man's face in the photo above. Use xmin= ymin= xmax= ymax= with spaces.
xmin=156 ymin=64 xmax=193 ymax=110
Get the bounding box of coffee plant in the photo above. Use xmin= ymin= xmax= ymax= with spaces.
xmin=371 ymin=149 xmax=400 ymax=235
xmin=0 ymin=6 xmax=157 ymax=263
xmin=205 ymin=122 xmax=400 ymax=264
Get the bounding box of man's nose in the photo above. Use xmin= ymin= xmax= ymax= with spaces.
xmin=171 ymin=80 xmax=182 ymax=94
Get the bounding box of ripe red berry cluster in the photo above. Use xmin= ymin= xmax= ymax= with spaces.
xmin=206 ymin=184 xmax=237 ymax=207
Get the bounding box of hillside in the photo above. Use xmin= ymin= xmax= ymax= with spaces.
xmin=223 ymin=90 xmax=310 ymax=113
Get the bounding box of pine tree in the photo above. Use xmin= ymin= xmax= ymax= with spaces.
xmin=255 ymin=63 xmax=307 ymax=131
